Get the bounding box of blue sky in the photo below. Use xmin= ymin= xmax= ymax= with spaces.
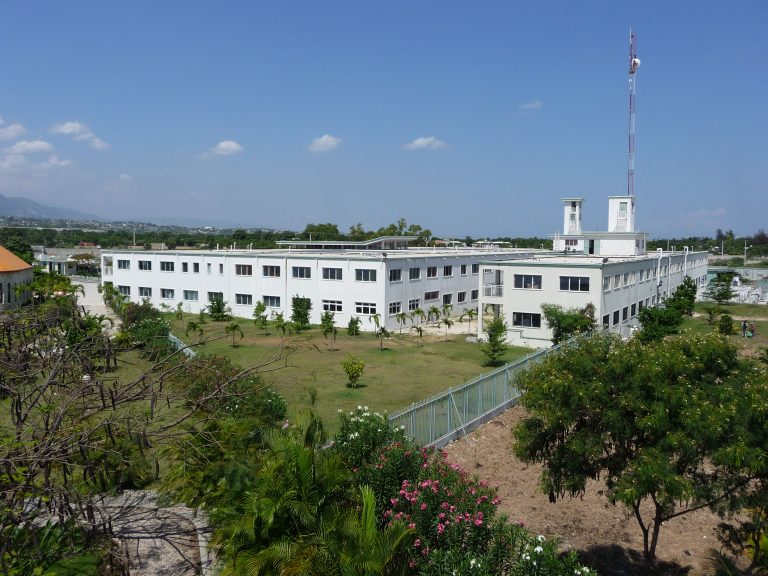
xmin=1 ymin=1 xmax=765 ymax=238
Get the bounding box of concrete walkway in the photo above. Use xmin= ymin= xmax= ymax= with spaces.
xmin=75 ymin=279 xmax=121 ymax=335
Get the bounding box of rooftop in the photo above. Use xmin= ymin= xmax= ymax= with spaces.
xmin=0 ymin=246 xmax=33 ymax=273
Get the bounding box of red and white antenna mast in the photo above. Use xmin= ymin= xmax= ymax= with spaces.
xmin=627 ymin=28 xmax=640 ymax=196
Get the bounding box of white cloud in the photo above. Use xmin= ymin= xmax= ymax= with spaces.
xmin=402 ymin=136 xmax=447 ymax=151
xmin=3 ymin=140 xmax=54 ymax=154
xmin=0 ymin=116 xmax=26 ymax=141
xmin=200 ymin=140 xmax=244 ymax=158
xmin=0 ymin=154 xmax=26 ymax=170
xmin=309 ymin=134 xmax=342 ymax=153
xmin=119 ymin=173 xmax=131 ymax=182
xmin=50 ymin=120 xmax=110 ymax=150
xmin=44 ymin=155 xmax=72 ymax=168
xmin=518 ymin=100 xmax=543 ymax=111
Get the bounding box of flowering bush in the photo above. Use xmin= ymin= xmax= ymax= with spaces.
xmin=333 ymin=405 xmax=408 ymax=469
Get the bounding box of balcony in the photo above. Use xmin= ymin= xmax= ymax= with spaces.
xmin=103 ymin=267 xmax=113 ymax=276
xmin=483 ymin=284 xmax=504 ymax=297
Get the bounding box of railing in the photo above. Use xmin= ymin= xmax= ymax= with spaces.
xmin=168 ymin=333 xmax=196 ymax=358
xmin=388 ymin=338 xmax=575 ymax=448
xmin=483 ymin=284 xmax=504 ymax=297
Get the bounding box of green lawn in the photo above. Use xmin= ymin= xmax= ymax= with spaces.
xmin=683 ymin=302 xmax=768 ymax=356
xmin=165 ymin=314 xmax=532 ymax=427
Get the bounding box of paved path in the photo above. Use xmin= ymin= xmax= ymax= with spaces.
xmin=76 ymin=279 xmax=121 ymax=335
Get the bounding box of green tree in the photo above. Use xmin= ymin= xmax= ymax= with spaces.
xmin=341 ymin=356 xmax=366 ymax=387
xmin=320 ymin=310 xmax=337 ymax=349
xmin=411 ymin=325 xmax=424 ymax=347
xmin=290 ymin=295 xmax=312 ymax=331
xmin=252 ymin=300 xmax=268 ymax=333
xmin=347 ymin=316 xmax=361 ymax=336
xmin=369 ymin=313 xmax=389 ymax=351
xmin=481 ymin=316 xmax=508 ymax=366
xmin=185 ymin=319 xmax=204 ymax=340
xmin=718 ymin=313 xmax=734 ymax=335
xmin=224 ymin=321 xmax=244 ymax=347
xmin=428 ymin=305 xmax=441 ymax=325
xmin=513 ymin=332 xmax=745 ymax=565
xmin=704 ymin=278 xmax=735 ymax=305
xmin=1 ymin=235 xmax=34 ymax=263
xmin=636 ymin=305 xmax=685 ymax=343
xmin=395 ymin=311 xmax=409 ymax=334
xmin=459 ymin=307 xmax=478 ymax=334
xmin=410 ymin=308 xmax=426 ymax=327
xmin=207 ymin=295 xmax=232 ymax=321
xmin=274 ymin=312 xmax=290 ymax=343
xmin=441 ymin=316 xmax=453 ymax=342
xmin=540 ymin=302 xmax=596 ymax=344
xmin=665 ymin=276 xmax=698 ymax=316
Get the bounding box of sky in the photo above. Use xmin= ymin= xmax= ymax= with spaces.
xmin=0 ymin=1 xmax=766 ymax=238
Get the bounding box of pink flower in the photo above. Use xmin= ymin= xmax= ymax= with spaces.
xmin=413 ymin=539 xmax=421 ymax=547
xmin=408 ymin=522 xmax=416 ymax=529
xmin=420 ymin=503 xmax=427 ymax=510
xmin=437 ymin=523 xmax=445 ymax=534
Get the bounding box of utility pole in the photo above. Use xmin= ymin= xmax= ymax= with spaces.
xmin=627 ymin=29 xmax=641 ymax=196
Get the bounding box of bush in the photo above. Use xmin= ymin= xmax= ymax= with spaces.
xmin=718 ymin=313 xmax=734 ymax=335
xmin=341 ymin=355 xmax=365 ymax=387
xmin=290 ymin=295 xmax=312 ymax=330
xmin=482 ymin=317 xmax=508 ymax=366
xmin=333 ymin=406 xmax=408 ymax=469
xmin=122 ymin=316 xmax=173 ymax=360
xmin=347 ymin=315 xmax=362 ymax=336
xmin=207 ymin=296 xmax=231 ymax=321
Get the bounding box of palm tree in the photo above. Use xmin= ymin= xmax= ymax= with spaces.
xmin=410 ymin=308 xmax=426 ymax=327
xmin=441 ymin=316 xmax=454 ymax=342
xmin=460 ymin=307 xmax=478 ymax=334
xmin=224 ymin=321 xmax=244 ymax=347
xmin=274 ymin=312 xmax=290 ymax=343
xmin=253 ymin=301 xmax=268 ymax=333
xmin=185 ymin=320 xmax=204 ymax=341
xmin=369 ymin=314 xmax=389 ymax=351
xmin=395 ymin=311 xmax=409 ymax=335
xmin=441 ymin=303 xmax=453 ymax=319
xmin=428 ymin=305 xmax=441 ymax=326
xmin=411 ymin=325 xmax=424 ymax=347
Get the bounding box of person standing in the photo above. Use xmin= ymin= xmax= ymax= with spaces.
xmin=742 ymin=320 xmax=748 ymax=337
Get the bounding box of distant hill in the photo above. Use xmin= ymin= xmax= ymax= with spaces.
xmin=0 ymin=193 xmax=100 ymax=221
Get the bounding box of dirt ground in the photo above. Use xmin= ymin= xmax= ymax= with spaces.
xmin=443 ymin=405 xmax=747 ymax=576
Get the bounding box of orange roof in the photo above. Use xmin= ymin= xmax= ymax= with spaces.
xmin=0 ymin=246 xmax=33 ymax=272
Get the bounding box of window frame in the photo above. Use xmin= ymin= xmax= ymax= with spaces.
xmin=292 ymin=266 xmax=311 ymax=279
xmin=322 ymin=267 xmax=343 ymax=280
xmin=512 ymin=312 xmax=541 ymax=328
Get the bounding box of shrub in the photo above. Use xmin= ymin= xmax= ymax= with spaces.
xmin=290 ymin=295 xmax=312 ymax=330
xmin=347 ymin=315 xmax=362 ymax=336
xmin=718 ymin=313 xmax=734 ymax=335
xmin=207 ymin=296 xmax=231 ymax=321
xmin=341 ymin=355 xmax=365 ymax=387
xmin=482 ymin=317 xmax=508 ymax=366
xmin=333 ymin=406 xmax=409 ymax=469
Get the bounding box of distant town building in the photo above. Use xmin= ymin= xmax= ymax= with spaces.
xmin=0 ymin=246 xmax=34 ymax=310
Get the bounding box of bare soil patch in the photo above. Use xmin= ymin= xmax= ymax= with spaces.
xmin=443 ymin=405 xmax=747 ymax=576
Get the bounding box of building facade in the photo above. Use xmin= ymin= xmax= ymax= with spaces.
xmin=0 ymin=246 xmax=34 ymax=311
xmin=101 ymin=239 xmax=533 ymax=331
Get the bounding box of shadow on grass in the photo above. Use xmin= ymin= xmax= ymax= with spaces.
xmin=577 ymin=544 xmax=692 ymax=576
xmin=345 ymin=383 xmax=368 ymax=389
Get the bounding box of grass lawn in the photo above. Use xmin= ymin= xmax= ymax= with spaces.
xmin=165 ymin=313 xmax=533 ymax=427
xmin=683 ymin=302 xmax=768 ymax=357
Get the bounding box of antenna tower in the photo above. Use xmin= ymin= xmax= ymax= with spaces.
xmin=627 ymin=28 xmax=640 ymax=196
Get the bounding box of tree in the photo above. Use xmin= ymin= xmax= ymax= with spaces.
xmin=410 ymin=308 xmax=426 ymax=327
xmin=513 ymin=332 xmax=746 ymax=565
xmin=274 ymin=312 xmax=290 ymax=342
xmin=459 ymin=308 xmax=478 ymax=334
xmin=347 ymin=316 xmax=361 ymax=336
xmin=369 ymin=313 xmax=389 ymax=351
xmin=320 ymin=310 xmax=337 ymax=349
xmin=411 ymin=325 xmax=424 ymax=347
xmin=481 ymin=316 xmax=508 ymax=366
xmin=252 ymin=300 xmax=267 ymax=333
xmin=224 ymin=321 xmax=244 ymax=346
xmin=665 ymin=276 xmax=698 ymax=316
xmin=636 ymin=305 xmax=685 ymax=343
xmin=441 ymin=316 xmax=453 ymax=342
xmin=207 ymin=295 xmax=231 ymax=321
xmin=1 ymin=235 xmax=34 ymax=263
xmin=395 ymin=311 xmax=409 ymax=334
xmin=341 ymin=356 xmax=366 ymax=387
xmin=540 ymin=302 xmax=595 ymax=344
xmin=185 ymin=319 xmax=204 ymax=341
xmin=704 ymin=277 xmax=735 ymax=305
xmin=428 ymin=305 xmax=441 ymax=325
xmin=290 ymin=295 xmax=312 ymax=330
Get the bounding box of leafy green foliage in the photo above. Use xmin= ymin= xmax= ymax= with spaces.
xmin=333 ymin=406 xmax=408 ymax=470
xmin=665 ymin=275 xmax=698 ymax=316
xmin=342 ymin=355 xmax=365 ymax=387
xmin=347 ymin=315 xmax=362 ymax=336
xmin=513 ymin=332 xmax=746 ymax=564
xmin=540 ymin=303 xmax=595 ymax=344
xmin=207 ymin=295 xmax=231 ymax=321
xmin=252 ymin=300 xmax=267 ymax=331
xmin=636 ymin=305 xmax=684 ymax=343
xmin=290 ymin=295 xmax=312 ymax=330
xmin=0 ymin=234 xmax=34 ymax=263
xmin=481 ymin=317 xmax=508 ymax=366
xmin=718 ymin=313 xmax=735 ymax=335
xmin=224 ymin=321 xmax=243 ymax=346
xmin=704 ymin=278 xmax=735 ymax=305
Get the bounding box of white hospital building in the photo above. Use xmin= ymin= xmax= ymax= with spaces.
xmin=478 ymin=196 xmax=709 ymax=346
xmin=101 ymin=236 xmax=534 ymax=331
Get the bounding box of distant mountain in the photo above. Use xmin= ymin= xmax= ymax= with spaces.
xmin=0 ymin=193 xmax=100 ymax=221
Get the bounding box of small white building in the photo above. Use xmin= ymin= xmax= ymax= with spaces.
xmin=478 ymin=196 xmax=708 ymax=347
xmin=101 ymin=237 xmax=535 ymax=331
xmin=0 ymin=246 xmax=34 ymax=310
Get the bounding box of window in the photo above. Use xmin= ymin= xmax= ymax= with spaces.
xmin=638 ymin=300 xmax=644 ymax=312
xmin=602 ymin=314 xmax=610 ymax=328
xmin=138 ymin=260 xmax=151 ymax=271
xmin=355 ymin=302 xmax=376 ymax=315
xmin=292 ymin=266 xmax=311 ymax=279
xmin=559 ymin=276 xmax=590 ymax=292
xmin=117 ymin=259 xmax=130 ymax=270
xmin=512 ymin=312 xmax=541 ymax=327
xmin=236 ymin=293 xmax=253 ymax=305
xmin=631 ymin=303 xmax=636 ymax=317
xmin=622 ymin=306 xmax=628 ymax=321
xmin=263 ymin=265 xmax=281 ymax=277
xmin=442 ymin=293 xmax=452 ymax=306
xmin=408 ymin=298 xmax=420 ymax=311
xmin=161 ymin=288 xmax=175 ymax=299
xmin=443 ymin=265 xmax=453 ymax=277
xmin=160 ymin=261 xmax=174 ymax=272
xmin=117 ymin=285 xmax=131 ymax=296
xmin=323 ymin=299 xmax=342 ymax=312
xmin=409 ymin=267 xmax=421 ymax=280
xmin=184 ymin=290 xmax=198 ymax=301
xmin=182 ymin=262 xmax=188 ymax=273
xmin=424 ymin=290 xmax=439 ymax=302
xmin=219 ymin=263 xmax=224 ymax=274
xmin=613 ymin=310 xmax=620 ymax=325
xmin=514 ymin=274 xmax=542 ymax=289
xmin=426 ymin=266 xmax=437 ymax=278
xmin=355 ymin=269 xmax=377 ymax=282
xmin=457 ymin=291 xmax=467 ymax=303
xmin=208 ymin=291 xmax=223 ymax=303
xmin=603 ymin=277 xmax=611 ymax=292
xmin=470 ymin=289 xmax=479 ymax=301
xmin=638 ymin=269 xmax=644 ymax=282
xmin=613 ymin=274 xmax=621 ymax=289
xmin=389 ymin=269 xmax=402 ymax=282
xmin=236 ymin=264 xmax=253 ymax=276
xmin=263 ymin=295 xmax=281 ymax=308
xmin=471 ymin=264 xmax=480 ymax=274
xmin=460 ymin=264 xmax=467 ymax=276
xmin=207 ymin=263 xmax=212 ymax=274
xmin=193 ymin=263 xmax=199 ymax=273
xmin=389 ymin=301 xmax=401 ymax=315
xmin=139 ymin=287 xmax=152 ymax=298
xmin=623 ymin=272 xmax=630 ymax=286
xmin=322 ymin=267 xmax=342 ymax=280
